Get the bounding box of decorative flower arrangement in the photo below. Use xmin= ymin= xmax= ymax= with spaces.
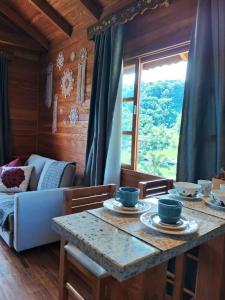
xmin=2 ymin=168 xmax=25 ymax=188
xmin=61 ymin=69 xmax=74 ymax=98
xmin=56 ymin=51 xmax=64 ymax=70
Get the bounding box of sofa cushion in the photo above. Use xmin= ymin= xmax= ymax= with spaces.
xmin=59 ymin=163 xmax=76 ymax=187
xmin=37 ymin=160 xmax=75 ymax=190
xmin=26 ymin=154 xmax=49 ymax=191
xmin=36 ymin=158 xmax=56 ymax=190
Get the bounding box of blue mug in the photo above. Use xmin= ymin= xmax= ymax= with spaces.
xmin=117 ymin=187 xmax=139 ymax=207
xmin=158 ymin=199 xmax=182 ymax=224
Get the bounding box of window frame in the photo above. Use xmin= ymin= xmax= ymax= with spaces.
xmin=121 ymin=42 xmax=190 ymax=174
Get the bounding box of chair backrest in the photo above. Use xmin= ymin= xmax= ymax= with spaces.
xmin=138 ymin=179 xmax=173 ymax=199
xmin=64 ymin=184 xmax=116 ymax=214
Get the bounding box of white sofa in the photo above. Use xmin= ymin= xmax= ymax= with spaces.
xmin=0 ymin=154 xmax=76 ymax=252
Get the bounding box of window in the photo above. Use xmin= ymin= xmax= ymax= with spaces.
xmin=121 ymin=49 xmax=188 ymax=179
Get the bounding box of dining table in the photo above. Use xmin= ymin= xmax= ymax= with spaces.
xmin=52 ymin=196 xmax=225 ymax=300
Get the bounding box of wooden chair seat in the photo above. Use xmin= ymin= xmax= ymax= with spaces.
xmin=59 ymin=184 xmax=116 ymax=300
xmin=65 ymin=243 xmax=109 ymax=279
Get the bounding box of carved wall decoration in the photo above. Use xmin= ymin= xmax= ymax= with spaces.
xmin=70 ymin=51 xmax=76 ymax=62
xmin=69 ymin=107 xmax=79 ymax=125
xmin=77 ymin=48 xmax=87 ymax=105
xmin=45 ymin=62 xmax=53 ymax=109
xmin=56 ymin=51 xmax=64 ymax=70
xmin=61 ymin=69 xmax=74 ymax=98
xmin=52 ymin=95 xmax=58 ymax=134
xmin=87 ymin=0 xmax=171 ymax=40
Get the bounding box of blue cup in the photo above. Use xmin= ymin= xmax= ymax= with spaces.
xmin=158 ymin=199 xmax=182 ymax=224
xmin=117 ymin=187 xmax=139 ymax=207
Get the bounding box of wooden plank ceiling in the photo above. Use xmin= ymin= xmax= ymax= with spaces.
xmin=0 ymin=0 xmax=134 ymax=52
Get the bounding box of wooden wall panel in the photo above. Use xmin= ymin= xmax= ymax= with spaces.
xmin=8 ymin=56 xmax=39 ymax=161
xmin=37 ymin=23 xmax=94 ymax=179
xmin=37 ymin=0 xmax=197 ymax=182
xmin=124 ymin=0 xmax=197 ymax=60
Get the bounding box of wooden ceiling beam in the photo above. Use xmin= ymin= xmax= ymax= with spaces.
xmin=29 ymin=0 xmax=73 ymax=37
xmin=0 ymin=30 xmax=45 ymax=52
xmin=0 ymin=0 xmax=49 ymax=50
xmin=79 ymin=0 xmax=103 ymax=20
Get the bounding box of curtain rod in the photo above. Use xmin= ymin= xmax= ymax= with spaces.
xmin=87 ymin=0 xmax=172 ymax=40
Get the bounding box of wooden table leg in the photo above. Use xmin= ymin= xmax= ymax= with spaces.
xmin=109 ymin=261 xmax=168 ymax=300
xmin=172 ymin=254 xmax=186 ymax=300
xmin=195 ymin=234 xmax=225 ymax=300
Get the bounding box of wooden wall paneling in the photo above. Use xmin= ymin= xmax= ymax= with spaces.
xmin=124 ymin=0 xmax=197 ymax=60
xmin=0 ymin=0 xmax=49 ymax=49
xmin=9 ymin=55 xmax=40 ymax=161
xmin=36 ymin=0 xmax=197 ymax=184
xmin=38 ymin=22 xmax=94 ymax=179
xmin=29 ymin=0 xmax=73 ymax=37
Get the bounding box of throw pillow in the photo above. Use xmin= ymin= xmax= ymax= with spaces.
xmin=0 ymin=166 xmax=33 ymax=193
xmin=0 ymin=158 xmax=23 ymax=176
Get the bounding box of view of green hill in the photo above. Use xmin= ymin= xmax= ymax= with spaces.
xmin=121 ymin=80 xmax=185 ymax=178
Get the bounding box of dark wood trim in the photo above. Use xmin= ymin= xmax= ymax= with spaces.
xmin=87 ymin=0 xmax=171 ymax=40
xmin=79 ymin=0 xmax=103 ymax=20
xmin=0 ymin=30 xmax=45 ymax=52
xmin=29 ymin=0 xmax=73 ymax=37
xmin=132 ymin=59 xmax=141 ymax=170
xmin=0 ymin=0 xmax=49 ymax=50
xmin=122 ymin=131 xmax=132 ymax=136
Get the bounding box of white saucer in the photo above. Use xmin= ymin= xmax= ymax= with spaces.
xmin=103 ymin=200 xmax=151 ymax=215
xmin=113 ymin=200 xmax=142 ymax=211
xmin=204 ymin=197 xmax=225 ymax=211
xmin=140 ymin=212 xmax=199 ymax=235
xmin=151 ymin=214 xmax=188 ymax=231
xmin=168 ymin=189 xmax=202 ymax=201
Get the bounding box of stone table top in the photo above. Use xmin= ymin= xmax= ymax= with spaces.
xmin=53 ymin=200 xmax=225 ymax=281
xmin=53 ymin=211 xmax=160 ymax=281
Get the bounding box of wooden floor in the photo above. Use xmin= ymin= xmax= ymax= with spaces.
xmin=0 ymin=238 xmax=60 ymax=300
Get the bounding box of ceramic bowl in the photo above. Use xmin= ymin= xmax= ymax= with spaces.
xmin=174 ymin=182 xmax=201 ymax=197
xmin=211 ymin=189 xmax=225 ymax=204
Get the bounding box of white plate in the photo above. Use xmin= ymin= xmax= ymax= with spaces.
xmin=151 ymin=214 xmax=188 ymax=231
xmin=168 ymin=189 xmax=202 ymax=201
xmin=103 ymin=200 xmax=151 ymax=215
xmin=113 ymin=200 xmax=142 ymax=211
xmin=140 ymin=212 xmax=199 ymax=235
xmin=204 ymin=197 xmax=225 ymax=211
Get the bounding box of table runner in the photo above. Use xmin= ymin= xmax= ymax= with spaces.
xmin=88 ymin=203 xmax=225 ymax=251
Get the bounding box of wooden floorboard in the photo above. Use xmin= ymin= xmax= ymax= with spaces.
xmin=0 ymin=238 xmax=60 ymax=300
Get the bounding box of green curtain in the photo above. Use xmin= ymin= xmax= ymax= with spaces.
xmin=85 ymin=24 xmax=125 ymax=186
xmin=177 ymin=0 xmax=225 ymax=182
xmin=0 ymin=53 xmax=11 ymax=165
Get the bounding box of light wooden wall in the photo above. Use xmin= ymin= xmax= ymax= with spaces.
xmin=9 ymin=54 xmax=40 ymax=162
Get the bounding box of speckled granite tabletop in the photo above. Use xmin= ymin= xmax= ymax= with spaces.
xmin=53 ymin=197 xmax=225 ymax=282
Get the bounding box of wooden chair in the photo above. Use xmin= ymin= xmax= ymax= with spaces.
xmin=59 ymin=184 xmax=116 ymax=300
xmin=138 ymin=178 xmax=173 ymax=199
xmin=138 ymin=178 xmax=186 ymax=300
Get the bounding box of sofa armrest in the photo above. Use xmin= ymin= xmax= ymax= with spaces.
xmin=14 ymin=188 xmax=65 ymax=252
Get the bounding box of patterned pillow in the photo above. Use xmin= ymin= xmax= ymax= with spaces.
xmin=0 ymin=158 xmax=23 ymax=176
xmin=0 ymin=166 xmax=33 ymax=193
